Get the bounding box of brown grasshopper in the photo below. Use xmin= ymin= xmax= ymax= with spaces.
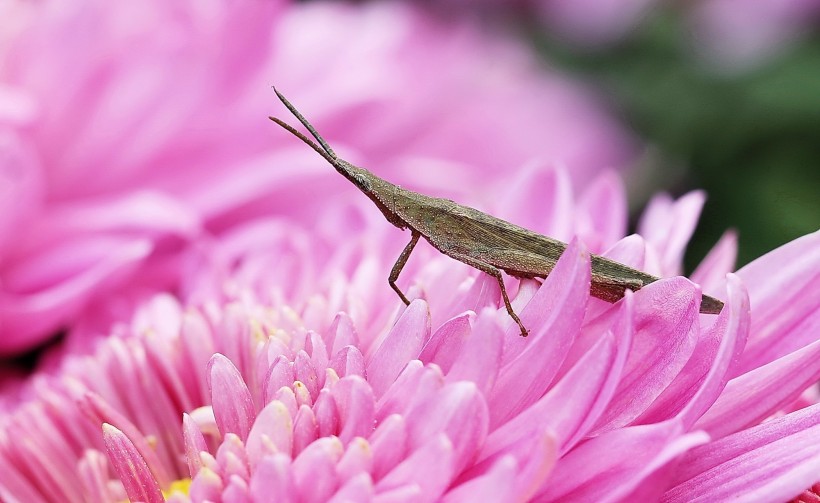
xmin=269 ymin=89 xmax=724 ymax=336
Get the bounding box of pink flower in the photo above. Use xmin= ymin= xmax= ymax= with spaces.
xmin=0 ymin=0 xmax=635 ymax=355
xmin=1 ymin=164 xmax=818 ymax=502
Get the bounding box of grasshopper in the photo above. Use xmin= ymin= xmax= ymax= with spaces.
xmin=269 ymin=89 xmax=724 ymax=336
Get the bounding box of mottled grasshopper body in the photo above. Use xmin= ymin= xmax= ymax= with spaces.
xmin=270 ymin=89 xmax=724 ymax=336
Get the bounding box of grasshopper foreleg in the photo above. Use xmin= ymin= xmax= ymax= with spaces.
xmin=389 ymin=231 xmax=420 ymax=305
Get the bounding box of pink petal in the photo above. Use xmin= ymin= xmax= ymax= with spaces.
xmin=484 ymin=295 xmax=632 ymax=458
xmin=445 ymin=309 xmax=504 ymax=395
xmin=638 ymin=274 xmax=750 ymax=427
xmin=207 ymin=354 xmax=255 ymax=441
xmin=313 ymin=389 xmax=339 ymax=438
xmin=337 ymin=438 xmax=374 ymax=482
xmin=294 ymin=350 xmax=319 ymax=402
xmin=418 ymin=312 xmax=473 ymax=373
xmin=291 ymin=437 xmax=344 ymax=503
xmin=329 ymin=345 xmax=366 ymax=378
xmin=102 ymin=423 xmax=164 ymax=503
xmin=405 ymin=381 xmax=489 ymax=475
xmin=491 ymin=238 xmax=591 ymax=427
xmin=223 ymin=475 xmax=251 ymax=503
xmin=248 ymin=454 xmax=295 ymax=503
xmin=734 ymin=230 xmax=820 ymax=374
xmin=370 ymin=414 xmax=409 ymax=481
xmin=190 ymin=467 xmax=224 ymax=502
xmin=215 ymin=433 xmax=249 ymax=481
xmin=496 ymin=165 xmax=575 ymax=241
xmin=375 ymin=433 xmax=455 ymax=502
xmin=591 ymin=278 xmax=700 ymax=433
xmin=667 ymin=403 xmax=820 ymax=503
xmin=183 ymin=412 xmax=209 ymax=476
xmin=328 ymin=473 xmax=374 ymax=503
xmin=694 ymin=335 xmax=820 ymax=439
xmin=638 ymin=191 xmax=705 ymax=276
xmin=262 ymin=356 xmax=295 ymax=405
xmin=292 ymin=405 xmax=318 ymax=456
xmin=0 ymin=237 xmax=152 ymax=355
xmin=331 ymin=375 xmax=376 ymax=444
xmin=246 ymin=400 xmax=293 ymax=465
xmin=444 ymin=456 xmax=518 ymax=503
xmin=366 ymin=299 xmax=431 ymax=398
xmin=575 ymin=169 xmax=627 ymax=253
xmin=691 ymin=230 xmax=738 ymax=295
xmin=376 ymin=361 xmax=443 ymax=422
xmin=78 ymin=450 xmax=111 ymax=503
xmin=328 ymin=312 xmax=360 ymax=357
xmin=535 ymin=419 xmax=708 ymax=502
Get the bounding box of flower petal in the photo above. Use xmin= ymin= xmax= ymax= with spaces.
xmin=248 ymin=454 xmax=295 ymax=503
xmin=419 ymin=312 xmax=473 ymax=374
xmin=536 ymin=419 xmax=708 ymax=502
xmin=102 ymin=423 xmax=164 ymax=503
xmin=694 ymin=335 xmax=820 ymax=439
xmin=638 ymin=191 xmax=705 ymax=276
xmin=491 ymin=238 xmax=590 ymax=427
xmin=667 ymin=403 xmax=820 ymax=503
xmin=375 ymin=433 xmax=455 ymax=503
xmin=638 ymin=273 xmax=750 ymax=427
xmin=246 ymin=400 xmax=293 ymax=464
xmin=207 ymin=354 xmax=255 ymax=441
xmin=690 ymin=230 xmax=737 ymax=295
xmin=445 ymin=309 xmax=504 ymax=395
xmin=734 ymin=230 xmax=820 ymax=374
xmin=591 ymin=278 xmax=700 ymax=433
xmin=331 ymin=375 xmax=376 ymax=444
xmin=366 ymin=299 xmax=431 ymax=398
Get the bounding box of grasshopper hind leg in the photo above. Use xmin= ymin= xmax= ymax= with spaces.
xmin=447 ymin=252 xmax=529 ymax=337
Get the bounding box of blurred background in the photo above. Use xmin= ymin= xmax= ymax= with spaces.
xmin=427 ymin=0 xmax=820 ymax=270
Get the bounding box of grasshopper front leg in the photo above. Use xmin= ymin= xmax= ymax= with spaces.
xmin=389 ymin=231 xmax=420 ymax=305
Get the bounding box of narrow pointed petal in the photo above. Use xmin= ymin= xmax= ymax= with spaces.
xmin=376 ymin=361 xmax=443 ymax=422
xmin=491 ymin=238 xmax=590 ymax=427
xmin=445 ymin=309 xmax=504 ymax=395
xmin=183 ymin=412 xmax=209 ymax=476
xmin=292 ymin=405 xmax=318 ymax=456
xmin=592 ymin=278 xmax=700 ymax=433
xmin=208 ymin=353 xmax=255 ymax=441
xmin=406 ymin=381 xmax=489 ymax=474
xmin=734 ymin=230 xmax=820 ymax=374
xmin=367 ymin=299 xmax=431 ymax=398
xmin=691 ymin=230 xmax=737 ymax=295
xmin=695 ymin=334 xmax=820 ymax=439
xmin=638 ymin=191 xmax=705 ymax=276
xmin=102 ymin=423 xmax=164 ymax=503
xmin=262 ymin=356 xmax=295 ymax=405
xmin=536 ymin=419 xmax=708 ymax=502
xmin=190 ymin=467 xmax=224 ymax=502
xmin=418 ymin=313 xmax=472 ymax=373
xmin=667 ymin=403 xmax=820 ymax=503
xmin=639 ymin=274 xmax=750 ymax=427
xmin=483 ymin=297 xmax=630 ymax=459
xmin=497 ymin=165 xmax=575 ymax=240
xmin=328 ymin=312 xmax=360 ymax=357
xmin=576 ymin=169 xmax=627 ymax=253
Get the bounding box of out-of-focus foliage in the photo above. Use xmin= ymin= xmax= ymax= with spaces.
xmin=530 ymin=11 xmax=820 ymax=269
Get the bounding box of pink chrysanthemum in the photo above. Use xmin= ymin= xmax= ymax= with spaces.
xmin=1 ymin=164 xmax=818 ymax=502
xmin=0 ymin=0 xmax=635 ymax=355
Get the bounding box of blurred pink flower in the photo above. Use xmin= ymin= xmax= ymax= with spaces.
xmin=1 ymin=165 xmax=818 ymax=502
xmin=0 ymin=0 xmax=636 ymax=355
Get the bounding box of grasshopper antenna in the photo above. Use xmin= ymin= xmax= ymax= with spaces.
xmin=272 ymin=87 xmax=336 ymax=159
xmin=269 ymin=116 xmax=337 ymax=165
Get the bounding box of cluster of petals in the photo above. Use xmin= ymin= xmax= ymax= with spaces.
xmin=0 ymin=0 xmax=635 ymax=355
xmin=1 ymin=163 xmax=818 ymax=502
